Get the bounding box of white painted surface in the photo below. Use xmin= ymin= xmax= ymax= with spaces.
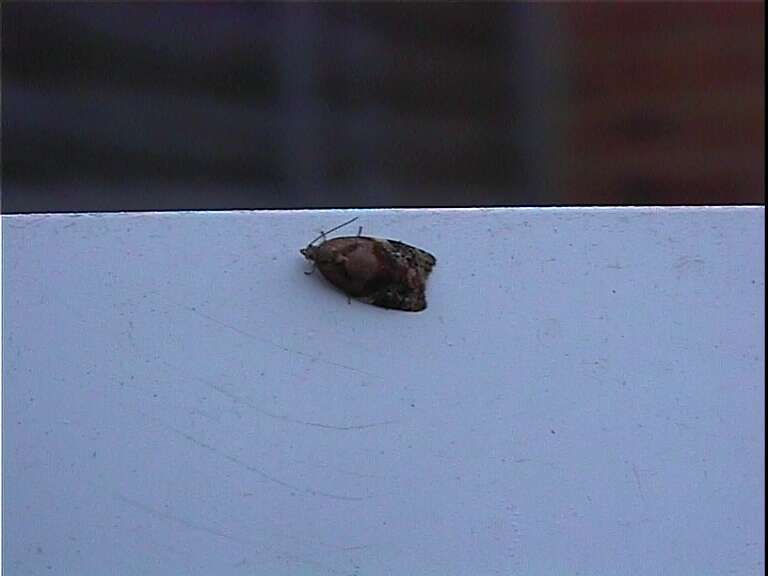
xmin=3 ymin=207 xmax=764 ymax=575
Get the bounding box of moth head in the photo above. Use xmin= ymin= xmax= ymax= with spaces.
xmin=300 ymin=243 xmax=339 ymax=266
xmin=300 ymin=245 xmax=318 ymax=261
xmin=300 ymin=216 xmax=360 ymax=261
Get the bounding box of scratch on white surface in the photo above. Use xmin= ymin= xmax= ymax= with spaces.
xmin=114 ymin=493 xmax=253 ymax=546
xmin=146 ymin=414 xmax=372 ymax=502
xmin=198 ymin=375 xmax=396 ymax=431
xmin=673 ymin=255 xmax=706 ymax=270
xmin=115 ymin=494 xmax=341 ymax=574
xmin=125 ymin=325 xmax=396 ymax=432
xmin=4 ymin=215 xmax=50 ymax=229
xmin=632 ymin=463 xmax=647 ymax=504
xmin=178 ymin=302 xmax=375 ymax=378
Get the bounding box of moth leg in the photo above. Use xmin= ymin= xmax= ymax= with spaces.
xmin=357 ymin=226 xmax=363 ymax=237
xmin=347 ymin=296 xmax=352 ymax=305
xmin=304 ymin=262 xmax=317 ymax=275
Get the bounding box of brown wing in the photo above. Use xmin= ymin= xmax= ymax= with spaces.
xmin=384 ymin=240 xmax=437 ymax=275
xmin=360 ymin=239 xmax=436 ymax=312
xmin=312 ymin=236 xmax=436 ymax=312
xmin=360 ymin=285 xmax=428 ymax=312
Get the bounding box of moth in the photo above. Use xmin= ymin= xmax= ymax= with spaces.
xmin=300 ymin=217 xmax=436 ymax=312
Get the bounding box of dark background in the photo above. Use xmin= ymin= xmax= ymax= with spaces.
xmin=2 ymin=2 xmax=764 ymax=213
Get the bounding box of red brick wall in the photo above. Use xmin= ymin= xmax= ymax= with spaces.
xmin=564 ymin=2 xmax=764 ymax=204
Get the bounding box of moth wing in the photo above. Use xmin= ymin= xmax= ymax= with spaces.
xmin=384 ymin=240 xmax=437 ymax=275
xmin=360 ymin=285 xmax=427 ymax=312
xmin=316 ymin=236 xmax=433 ymax=311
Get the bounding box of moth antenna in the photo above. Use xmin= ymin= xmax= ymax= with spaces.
xmin=307 ymin=216 xmax=360 ymax=246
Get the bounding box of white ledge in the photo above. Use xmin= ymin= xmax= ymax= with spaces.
xmin=3 ymin=206 xmax=765 ymax=574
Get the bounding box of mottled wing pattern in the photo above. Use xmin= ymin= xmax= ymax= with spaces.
xmin=386 ymin=240 xmax=437 ymax=273
xmin=361 ymin=239 xmax=437 ymax=311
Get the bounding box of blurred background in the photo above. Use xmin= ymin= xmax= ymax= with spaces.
xmin=2 ymin=2 xmax=764 ymax=213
